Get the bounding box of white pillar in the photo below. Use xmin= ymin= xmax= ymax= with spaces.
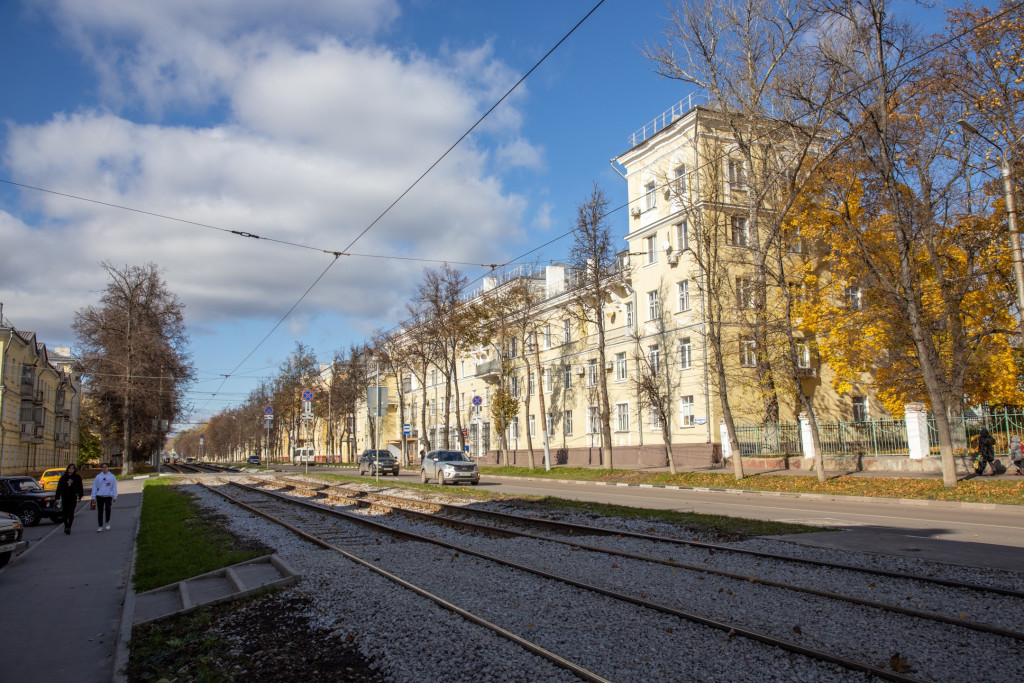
xmin=904 ymin=403 xmax=929 ymax=460
xmin=719 ymin=418 xmax=732 ymax=459
xmin=799 ymin=412 xmax=816 ymax=460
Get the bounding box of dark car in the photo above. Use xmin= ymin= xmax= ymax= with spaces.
xmin=0 ymin=511 xmax=28 ymax=568
xmin=247 ymin=455 xmax=261 ymax=466
xmin=358 ymin=450 xmax=400 ymax=476
xmin=0 ymin=476 xmax=62 ymax=526
xmin=420 ymin=450 xmax=480 ymax=486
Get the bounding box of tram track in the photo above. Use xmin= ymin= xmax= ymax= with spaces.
xmin=199 ymin=476 xmax=967 ymax=682
xmin=266 ymin=477 xmax=1024 ymax=642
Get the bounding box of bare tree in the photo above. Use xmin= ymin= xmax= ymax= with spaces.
xmin=73 ymin=262 xmax=193 ymax=474
xmin=567 ymin=184 xmax=619 ymax=469
xmin=632 ymin=280 xmax=679 ymax=473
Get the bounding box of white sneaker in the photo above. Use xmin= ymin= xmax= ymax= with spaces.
xmin=97 ymin=527 xmax=103 ymax=532
xmin=105 ymin=524 xmax=110 ymax=530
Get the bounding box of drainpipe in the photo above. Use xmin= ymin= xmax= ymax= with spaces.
xmin=621 ymin=281 xmax=642 ymax=452
xmin=693 ymin=112 xmax=712 ymax=444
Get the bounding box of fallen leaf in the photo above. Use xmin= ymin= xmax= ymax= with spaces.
xmin=793 ymin=625 xmax=802 ymax=634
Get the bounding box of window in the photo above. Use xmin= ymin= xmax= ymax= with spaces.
xmin=460 ymin=361 xmax=465 ymax=378
xmin=429 ymin=400 xmax=436 ymax=416
xmin=563 ymin=319 xmax=571 ymax=344
xmin=546 ymin=413 xmax=554 ymax=437
xmin=680 ymin=396 xmax=695 ymax=427
xmin=588 ymin=406 xmax=600 ymax=434
xmin=795 ymin=341 xmax=811 ymax=369
xmin=846 ymin=286 xmax=862 ymax=311
xmin=647 ymin=290 xmax=660 ymax=321
xmin=529 ymin=415 xmax=536 ymax=438
xmin=645 ymin=235 xmax=658 ymax=265
xmin=645 ymin=182 xmax=657 ymax=210
xmin=508 ymin=338 xmax=518 ymax=358
xmin=625 ymin=302 xmax=634 ymax=329
xmin=510 ymin=375 xmax=519 ymax=399
xmin=614 ymin=352 xmax=628 ymax=381
xmin=678 ymin=337 xmax=692 ymax=370
xmin=543 ymin=368 xmax=552 ymax=393
xmin=615 ymin=403 xmax=630 ymax=432
xmin=563 ymin=363 xmax=572 ymax=390
xmin=510 ymin=416 xmax=519 ymax=440
xmin=788 ymin=226 xmax=803 ymax=253
xmin=648 ymin=344 xmax=661 ymax=375
xmin=736 ymin=276 xmax=754 ymax=309
xmin=677 ymin=280 xmax=690 ymax=312
xmin=587 ymin=359 xmax=598 ymax=387
xmin=675 ymin=221 xmax=689 ymax=251
xmin=430 ymin=369 xmax=437 ymax=386
xmin=788 ymin=282 xmax=806 ymax=303
xmin=543 ymin=325 xmax=552 ymax=349
xmin=728 ymin=159 xmax=746 ymax=190
xmin=484 ymin=387 xmax=490 ymax=406
xmin=673 ymin=164 xmax=686 ymax=195
xmin=853 ymin=396 xmax=869 ymax=422
xmin=528 ymin=372 xmax=535 ymax=396
xmin=740 ymin=337 xmax=757 ymax=367
xmin=731 ymin=216 xmax=749 ymax=247
xmin=650 ymin=408 xmax=661 ymax=430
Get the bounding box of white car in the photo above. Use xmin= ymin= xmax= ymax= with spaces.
xmin=0 ymin=511 xmax=28 ymax=568
xmin=421 ymin=450 xmax=480 ymax=486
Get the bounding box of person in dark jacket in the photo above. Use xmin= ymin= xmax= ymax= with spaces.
xmin=54 ymin=463 xmax=84 ymax=534
xmin=975 ymin=428 xmax=997 ymax=475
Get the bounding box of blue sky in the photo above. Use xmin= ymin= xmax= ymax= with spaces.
xmin=0 ymin=0 xmax=968 ymax=427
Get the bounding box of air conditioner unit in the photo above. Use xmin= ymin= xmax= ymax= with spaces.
xmin=630 ymin=206 xmax=642 ymax=218
xmin=575 ymin=366 xmax=586 ymax=376
xmin=605 ymin=361 xmax=613 ymax=370
xmin=663 ymin=187 xmax=671 ymax=199
xmin=662 ymin=241 xmax=672 ymax=253
xmin=667 ymin=252 xmax=680 ymax=265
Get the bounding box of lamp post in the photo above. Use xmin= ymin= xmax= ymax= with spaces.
xmin=958 ymin=120 xmax=1024 ymax=340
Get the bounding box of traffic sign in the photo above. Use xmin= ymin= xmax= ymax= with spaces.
xmin=264 ymin=406 xmax=273 ymax=415
xmin=472 ymin=395 xmax=482 ymax=406
xmin=403 ymin=423 xmax=411 ymax=435
xmin=302 ymin=390 xmax=314 ymax=402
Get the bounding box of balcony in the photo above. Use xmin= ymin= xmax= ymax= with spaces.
xmin=19 ymin=378 xmax=36 ymax=398
xmin=795 ymin=367 xmax=817 ymax=378
xmin=474 ymin=359 xmax=501 ymax=381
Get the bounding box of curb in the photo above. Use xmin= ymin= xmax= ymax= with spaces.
xmin=485 ymin=474 xmax=1019 ymax=511
xmin=112 ymin=493 xmax=142 ymax=683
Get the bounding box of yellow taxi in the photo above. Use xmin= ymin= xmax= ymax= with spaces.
xmin=38 ymin=468 xmax=65 ymax=491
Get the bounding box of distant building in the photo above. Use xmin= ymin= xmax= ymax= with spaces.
xmin=0 ymin=313 xmax=82 ymax=475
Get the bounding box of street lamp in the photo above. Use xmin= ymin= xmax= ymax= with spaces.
xmin=957 ymin=119 xmax=1024 ymax=340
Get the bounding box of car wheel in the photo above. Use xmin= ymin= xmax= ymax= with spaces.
xmin=0 ymin=552 xmax=10 ymax=568
xmin=436 ymin=473 xmax=445 ymax=486
xmin=420 ymin=469 xmax=427 ymax=484
xmin=18 ymin=503 xmax=41 ymax=527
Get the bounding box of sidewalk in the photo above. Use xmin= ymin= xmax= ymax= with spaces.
xmin=0 ymin=477 xmax=143 ymax=683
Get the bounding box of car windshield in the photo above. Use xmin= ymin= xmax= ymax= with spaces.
xmin=365 ymin=451 xmax=391 ymax=458
xmin=8 ymin=478 xmax=43 ymax=492
xmin=43 ymin=471 xmax=62 ymax=477
xmin=434 ymin=451 xmax=470 ymax=462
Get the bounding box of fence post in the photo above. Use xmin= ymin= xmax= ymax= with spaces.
xmin=905 ymin=403 xmax=929 ymax=459
xmin=720 ymin=419 xmax=732 ymax=460
xmin=799 ymin=413 xmax=816 ymax=460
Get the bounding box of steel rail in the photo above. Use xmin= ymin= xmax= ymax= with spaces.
xmin=294 ymin=477 xmax=1024 ymax=600
xmin=199 ymin=481 xmax=611 ymax=683
xmin=222 ymin=479 xmax=925 ymax=682
xmin=273 ymin=477 xmax=1024 ymax=643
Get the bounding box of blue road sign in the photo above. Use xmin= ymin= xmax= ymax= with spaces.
xmin=403 ymin=423 xmax=411 ymax=435
xmin=302 ymin=390 xmax=314 ymax=402
xmin=264 ymin=406 xmax=273 ymax=415
xmin=472 ymin=395 xmax=482 ymax=406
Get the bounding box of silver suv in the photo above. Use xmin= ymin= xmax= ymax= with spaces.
xmin=358 ymin=450 xmax=399 ymax=476
xmin=421 ymin=450 xmax=480 ymax=486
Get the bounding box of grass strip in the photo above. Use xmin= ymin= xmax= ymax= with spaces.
xmin=479 ymin=466 xmax=1024 ymax=505
xmin=133 ymin=479 xmax=270 ymax=592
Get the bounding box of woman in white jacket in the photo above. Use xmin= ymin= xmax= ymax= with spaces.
xmin=90 ymin=463 xmax=118 ymax=532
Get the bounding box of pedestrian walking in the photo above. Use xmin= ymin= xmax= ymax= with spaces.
xmin=54 ymin=464 xmax=84 ymax=535
xmin=91 ymin=463 xmax=118 ymax=532
xmin=975 ymin=428 xmax=997 ymax=475
xmin=1011 ymin=435 xmax=1024 ymax=476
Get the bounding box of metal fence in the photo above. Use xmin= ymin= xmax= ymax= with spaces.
xmin=735 ymin=409 xmax=1024 ymax=458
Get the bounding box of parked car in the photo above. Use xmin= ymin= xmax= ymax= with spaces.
xmin=420 ymin=450 xmax=479 ymax=486
xmin=358 ymin=450 xmax=400 ymax=476
xmin=247 ymin=455 xmax=261 ymax=466
xmin=38 ymin=468 xmax=64 ymax=491
xmin=0 ymin=511 xmax=28 ymax=568
xmin=0 ymin=476 xmax=62 ymax=526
